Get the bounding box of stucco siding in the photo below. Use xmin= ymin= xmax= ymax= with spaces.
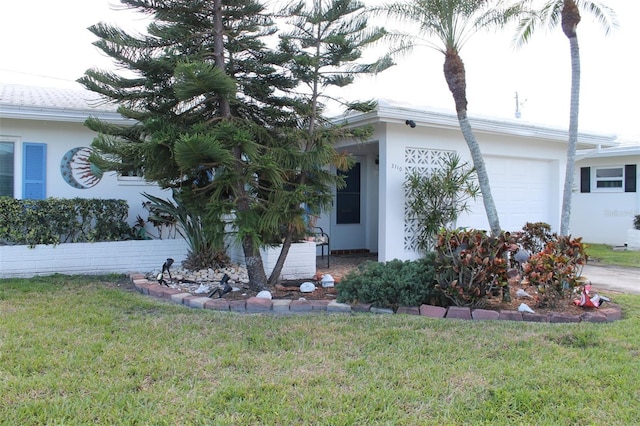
xmin=571 ymin=155 xmax=640 ymax=245
xmin=1 ymin=118 xmax=171 ymax=225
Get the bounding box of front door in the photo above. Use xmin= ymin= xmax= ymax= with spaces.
xmin=330 ymin=158 xmax=366 ymax=251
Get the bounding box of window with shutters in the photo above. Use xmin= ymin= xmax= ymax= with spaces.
xmin=581 ymin=164 xmax=637 ymax=193
xmin=23 ymin=142 xmax=46 ymax=199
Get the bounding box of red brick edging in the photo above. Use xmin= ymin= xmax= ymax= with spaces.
xmin=130 ymin=274 xmax=622 ymax=323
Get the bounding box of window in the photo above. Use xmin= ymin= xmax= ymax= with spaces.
xmin=580 ymin=165 xmax=637 ymax=193
xmin=23 ymin=143 xmax=46 ymax=199
xmin=0 ymin=141 xmax=14 ymax=197
xmin=595 ymin=167 xmax=623 ymax=189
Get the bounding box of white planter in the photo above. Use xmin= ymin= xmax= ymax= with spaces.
xmin=627 ymin=229 xmax=640 ymax=250
xmin=0 ymin=239 xmax=190 ymax=278
xmin=227 ymin=241 xmax=316 ymax=280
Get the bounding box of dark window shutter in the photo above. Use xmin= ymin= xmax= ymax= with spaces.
xmin=625 ymin=164 xmax=637 ymax=193
xmin=23 ymin=143 xmax=46 ymax=199
xmin=580 ymin=167 xmax=590 ymax=193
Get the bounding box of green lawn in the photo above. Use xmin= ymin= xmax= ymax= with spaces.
xmin=585 ymin=243 xmax=640 ymax=268
xmin=1 ymin=274 xmax=639 ymax=425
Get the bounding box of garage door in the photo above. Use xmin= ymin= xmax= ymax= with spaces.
xmin=461 ymin=156 xmax=557 ymax=233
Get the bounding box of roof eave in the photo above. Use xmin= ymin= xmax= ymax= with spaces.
xmin=337 ymin=102 xmax=618 ymax=149
xmin=0 ymin=105 xmax=132 ymax=125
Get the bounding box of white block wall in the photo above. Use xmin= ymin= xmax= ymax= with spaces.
xmin=0 ymin=239 xmax=189 ymax=278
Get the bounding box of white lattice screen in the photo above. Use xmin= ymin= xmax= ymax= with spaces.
xmin=403 ymin=148 xmax=452 ymax=252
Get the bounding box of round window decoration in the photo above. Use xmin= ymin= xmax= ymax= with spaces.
xmin=60 ymin=147 xmax=104 ymax=189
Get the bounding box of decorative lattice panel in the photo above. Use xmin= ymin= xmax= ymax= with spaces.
xmin=403 ymin=148 xmax=452 ymax=252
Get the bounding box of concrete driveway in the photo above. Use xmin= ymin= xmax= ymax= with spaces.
xmin=582 ymin=264 xmax=640 ymax=294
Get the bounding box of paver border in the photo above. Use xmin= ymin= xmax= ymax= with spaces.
xmin=129 ymin=274 xmax=623 ymax=323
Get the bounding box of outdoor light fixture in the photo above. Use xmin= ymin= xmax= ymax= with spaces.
xmin=208 ymin=273 xmax=232 ymax=298
xmin=156 ymin=258 xmax=174 ymax=286
xmin=405 ymin=119 xmax=416 ymax=128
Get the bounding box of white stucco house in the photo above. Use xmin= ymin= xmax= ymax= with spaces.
xmin=3 ymin=83 xmax=633 ymax=266
xmin=0 ymin=84 xmax=171 ymax=225
xmin=571 ymin=142 xmax=640 ymax=246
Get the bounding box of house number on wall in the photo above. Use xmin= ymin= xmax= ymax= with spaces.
xmin=391 ymin=163 xmax=403 ymax=171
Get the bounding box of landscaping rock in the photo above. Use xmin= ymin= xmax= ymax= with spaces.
xmin=300 ymin=282 xmax=316 ymax=293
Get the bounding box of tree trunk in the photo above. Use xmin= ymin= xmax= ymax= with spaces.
xmin=268 ymin=233 xmax=294 ymax=286
xmin=444 ymin=50 xmax=501 ymax=236
xmin=457 ymin=114 xmax=502 ymax=237
xmin=560 ymin=1 xmax=581 ymax=236
xmin=213 ymin=0 xmax=268 ymax=289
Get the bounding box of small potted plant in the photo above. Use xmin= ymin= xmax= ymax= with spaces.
xmin=627 ymin=215 xmax=640 ymax=250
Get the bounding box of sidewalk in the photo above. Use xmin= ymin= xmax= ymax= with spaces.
xmin=582 ymin=264 xmax=640 ymax=295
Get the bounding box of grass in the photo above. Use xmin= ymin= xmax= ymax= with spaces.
xmin=1 ymin=274 xmax=640 ymax=424
xmin=585 ymin=243 xmax=640 ymax=268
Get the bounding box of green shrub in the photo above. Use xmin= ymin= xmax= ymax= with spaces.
xmin=336 ymin=253 xmax=440 ymax=311
xmin=0 ymin=197 xmax=133 ymax=247
xmin=634 ymin=215 xmax=640 ymax=230
xmin=434 ymin=228 xmax=513 ymax=308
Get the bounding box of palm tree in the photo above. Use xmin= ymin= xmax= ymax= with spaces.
xmin=381 ymin=0 xmax=524 ymax=237
xmin=514 ymin=0 xmax=617 ymax=236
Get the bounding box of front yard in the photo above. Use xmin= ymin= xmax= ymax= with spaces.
xmin=1 ymin=274 xmax=639 ymax=424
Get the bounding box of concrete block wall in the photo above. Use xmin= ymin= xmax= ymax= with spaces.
xmin=0 ymin=239 xmax=189 ymax=278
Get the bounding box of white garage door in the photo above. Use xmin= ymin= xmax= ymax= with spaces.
xmin=461 ymin=156 xmax=557 ymax=233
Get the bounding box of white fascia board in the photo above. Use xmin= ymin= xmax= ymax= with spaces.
xmin=0 ymin=104 xmax=132 ymax=125
xmin=576 ymin=146 xmax=640 ymax=161
xmin=335 ymin=101 xmax=617 ymax=149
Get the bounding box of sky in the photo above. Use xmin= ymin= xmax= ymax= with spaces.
xmin=1 ymin=0 xmax=638 ymax=140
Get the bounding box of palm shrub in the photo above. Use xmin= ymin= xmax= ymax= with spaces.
xmin=434 ymin=229 xmax=514 ymax=307
xmin=336 ymin=253 xmax=441 ymax=311
xmin=142 ymin=191 xmax=228 ymax=270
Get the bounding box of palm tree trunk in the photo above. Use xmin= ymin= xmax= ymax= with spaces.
xmin=457 ymin=114 xmax=502 ymax=236
xmin=444 ymin=50 xmax=501 ymax=236
xmin=560 ymin=31 xmax=581 ymax=236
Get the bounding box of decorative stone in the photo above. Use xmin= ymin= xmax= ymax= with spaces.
xmin=321 ymin=274 xmax=335 ymax=288
xmin=522 ymin=313 xmax=549 ymax=322
xmin=518 ymin=303 xmax=535 ymax=313
xmin=300 ymin=282 xmax=316 ymax=293
xmin=516 ymin=289 xmax=533 ymax=299
xmin=194 ymin=284 xmax=210 ymax=294
xmin=256 ymin=290 xmax=272 ymax=299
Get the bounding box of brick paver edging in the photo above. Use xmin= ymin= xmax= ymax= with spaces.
xmin=130 ymin=274 xmax=622 ymax=323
